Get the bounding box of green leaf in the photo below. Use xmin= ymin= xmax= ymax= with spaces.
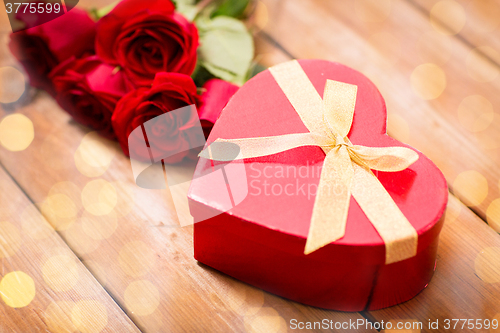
xmin=88 ymin=8 xmax=99 ymax=21
xmin=247 ymin=62 xmax=267 ymax=80
xmin=95 ymin=0 xmax=120 ymax=19
xmin=201 ymin=62 xmax=240 ymax=83
xmin=211 ymin=0 xmax=250 ymax=18
xmin=192 ymin=64 xmax=216 ymax=87
xmin=173 ymin=0 xmax=196 ymax=5
xmin=173 ymin=0 xmax=198 ymax=21
xmin=197 ymin=16 xmax=254 ymax=85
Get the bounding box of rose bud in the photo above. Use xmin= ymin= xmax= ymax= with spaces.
xmin=112 ymin=72 xmax=202 ymax=163
xmin=50 ymin=56 xmax=133 ymax=139
xmin=9 ymin=8 xmax=96 ymax=94
xmin=96 ymin=0 xmax=199 ymax=86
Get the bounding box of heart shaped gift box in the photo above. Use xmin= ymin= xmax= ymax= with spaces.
xmin=188 ymin=59 xmax=447 ymax=311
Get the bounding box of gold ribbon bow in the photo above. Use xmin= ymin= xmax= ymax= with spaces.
xmin=200 ymin=60 xmax=419 ymax=264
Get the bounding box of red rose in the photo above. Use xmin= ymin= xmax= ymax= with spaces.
xmin=50 ymin=56 xmax=133 ymax=139
xmin=112 ymin=72 xmax=203 ymax=163
xmin=96 ymin=0 xmax=198 ymax=86
xmin=198 ymin=79 xmax=239 ymax=138
xmin=9 ymin=8 xmax=96 ymax=93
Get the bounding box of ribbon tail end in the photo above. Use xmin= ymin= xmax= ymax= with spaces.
xmin=408 ymin=150 xmax=419 ymax=165
xmin=303 ymin=233 xmax=343 ymax=255
xmin=198 ymin=148 xmax=209 ymax=158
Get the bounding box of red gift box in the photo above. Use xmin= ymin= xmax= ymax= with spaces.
xmin=188 ymin=59 xmax=447 ymax=311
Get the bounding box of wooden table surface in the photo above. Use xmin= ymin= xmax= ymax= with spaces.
xmin=1 ymin=0 xmax=500 ymax=332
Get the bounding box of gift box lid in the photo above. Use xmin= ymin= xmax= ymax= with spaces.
xmin=188 ymin=59 xmax=448 ymax=263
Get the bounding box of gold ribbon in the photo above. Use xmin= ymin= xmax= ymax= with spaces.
xmin=200 ymin=60 xmax=419 ymax=264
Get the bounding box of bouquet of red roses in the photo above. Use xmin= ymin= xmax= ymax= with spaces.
xmin=8 ymin=0 xmax=255 ymax=160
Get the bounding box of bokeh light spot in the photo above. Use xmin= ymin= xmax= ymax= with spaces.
xmin=430 ymin=0 xmax=466 ymax=35
xmin=0 ymin=271 xmax=35 ymax=308
xmin=40 ymin=193 xmax=78 ymax=231
xmin=253 ymin=1 xmax=268 ymax=31
xmin=453 ymin=170 xmax=488 ymax=207
xmin=74 ymin=132 xmax=116 ymax=178
xmin=487 ymin=199 xmax=500 ymax=233
xmin=124 ymin=280 xmax=160 ymax=316
xmin=410 ymin=63 xmax=447 ymax=100
xmin=47 ymin=193 xmax=78 ymax=219
xmin=42 ymin=255 xmax=80 ymax=292
xmin=244 ymin=307 xmax=287 ymax=333
xmin=0 ymin=66 xmax=25 ymax=103
xmin=82 ymin=179 xmax=117 ymax=216
xmin=457 ymin=95 xmax=495 ymax=132
xmin=0 ymin=114 xmax=34 ymax=151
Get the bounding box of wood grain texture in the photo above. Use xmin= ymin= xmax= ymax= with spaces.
xmin=0 ymin=165 xmax=140 ymax=332
xmin=411 ymin=0 xmax=500 ymax=62
xmin=1 ymin=0 xmax=500 ymax=331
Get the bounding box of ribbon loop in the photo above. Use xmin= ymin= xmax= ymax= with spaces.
xmin=200 ymin=60 xmax=419 ymax=264
xmin=348 ymin=145 xmax=419 ymax=172
xmin=323 ymin=80 xmax=357 ymax=139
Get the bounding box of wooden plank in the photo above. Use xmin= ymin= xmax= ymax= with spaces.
xmin=0 ymin=165 xmax=140 ymax=332
xmin=2 ymin=0 xmax=498 ymax=329
xmin=260 ymin=0 xmax=500 ymax=225
xmin=411 ymin=0 xmax=500 ymax=65
xmin=0 ymin=36 xmax=374 ymax=333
